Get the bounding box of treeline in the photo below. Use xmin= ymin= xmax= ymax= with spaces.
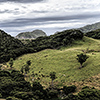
xmin=27 ymin=29 xmax=83 ymax=49
xmin=85 ymin=29 xmax=100 ymax=39
xmin=0 ymin=29 xmax=83 ymax=63
xmin=1 ymin=70 xmax=100 ymax=100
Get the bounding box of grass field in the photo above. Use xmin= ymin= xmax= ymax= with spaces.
xmin=5 ymin=36 xmax=100 ymax=90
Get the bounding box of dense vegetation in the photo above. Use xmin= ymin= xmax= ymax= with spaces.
xmin=1 ymin=69 xmax=100 ymax=100
xmin=85 ymin=29 xmax=100 ymax=39
xmin=27 ymin=29 xmax=83 ymax=50
xmin=0 ymin=29 xmax=83 ymax=63
xmin=1 ymin=27 xmax=100 ymax=99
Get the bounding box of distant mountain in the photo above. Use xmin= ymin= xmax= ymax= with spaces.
xmin=16 ymin=29 xmax=47 ymax=39
xmin=79 ymin=22 xmax=100 ymax=33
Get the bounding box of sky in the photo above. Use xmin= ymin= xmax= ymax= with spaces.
xmin=0 ymin=0 xmax=100 ymax=36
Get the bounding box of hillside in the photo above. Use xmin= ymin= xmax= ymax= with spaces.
xmin=1 ymin=29 xmax=100 ymax=99
xmin=0 ymin=29 xmax=83 ymax=63
xmin=0 ymin=30 xmax=25 ymax=62
xmin=79 ymin=22 xmax=100 ymax=33
xmin=16 ymin=29 xmax=47 ymax=39
xmin=11 ymin=36 xmax=100 ymax=90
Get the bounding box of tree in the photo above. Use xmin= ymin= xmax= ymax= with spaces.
xmin=50 ymin=72 xmax=57 ymax=88
xmin=25 ymin=60 xmax=31 ymax=75
xmin=9 ymin=58 xmax=14 ymax=68
xmin=26 ymin=60 xmax=31 ymax=66
xmin=76 ymin=53 xmax=88 ymax=68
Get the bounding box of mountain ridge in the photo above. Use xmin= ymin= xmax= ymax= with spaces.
xmin=79 ymin=21 xmax=100 ymax=33
xmin=16 ymin=29 xmax=47 ymax=39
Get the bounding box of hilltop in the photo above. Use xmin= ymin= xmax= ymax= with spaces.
xmin=16 ymin=29 xmax=47 ymax=39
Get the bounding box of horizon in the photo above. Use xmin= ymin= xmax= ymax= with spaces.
xmin=0 ymin=0 xmax=100 ymax=36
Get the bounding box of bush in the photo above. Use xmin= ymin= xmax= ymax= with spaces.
xmin=0 ymin=93 xmax=2 ymax=98
xmin=0 ymin=70 xmax=11 ymax=77
xmin=14 ymin=92 xmax=33 ymax=100
xmin=63 ymin=85 xmax=76 ymax=95
xmin=32 ymin=81 xmax=43 ymax=92
xmin=11 ymin=70 xmax=25 ymax=81
xmin=78 ymin=88 xmax=100 ymax=100
xmin=47 ymin=89 xmax=58 ymax=99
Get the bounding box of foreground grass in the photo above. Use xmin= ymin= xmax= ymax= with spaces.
xmin=5 ymin=36 xmax=100 ymax=88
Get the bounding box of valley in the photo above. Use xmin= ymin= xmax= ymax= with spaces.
xmin=1 ymin=27 xmax=100 ymax=100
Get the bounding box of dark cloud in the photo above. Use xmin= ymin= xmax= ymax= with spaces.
xmin=0 ymin=12 xmax=100 ymax=27
xmin=0 ymin=0 xmax=44 ymax=3
xmin=0 ymin=8 xmax=20 ymax=14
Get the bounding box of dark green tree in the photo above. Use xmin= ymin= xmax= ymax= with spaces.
xmin=25 ymin=60 xmax=31 ymax=75
xmin=76 ymin=53 xmax=89 ymax=68
xmin=50 ymin=72 xmax=57 ymax=88
xmin=9 ymin=58 xmax=14 ymax=68
xmin=26 ymin=60 xmax=31 ymax=66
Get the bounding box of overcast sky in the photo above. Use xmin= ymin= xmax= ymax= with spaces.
xmin=0 ymin=0 xmax=100 ymax=36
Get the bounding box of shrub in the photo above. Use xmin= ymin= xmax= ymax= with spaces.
xmin=14 ymin=92 xmax=33 ymax=100
xmin=47 ymin=89 xmax=58 ymax=99
xmin=63 ymin=85 xmax=76 ymax=95
xmin=0 ymin=93 xmax=2 ymax=98
xmin=0 ymin=70 xmax=11 ymax=77
xmin=32 ymin=81 xmax=43 ymax=92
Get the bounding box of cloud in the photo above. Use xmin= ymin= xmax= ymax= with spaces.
xmin=0 ymin=0 xmax=100 ymax=36
xmin=0 ymin=0 xmax=44 ymax=3
xmin=1 ymin=12 xmax=100 ymax=27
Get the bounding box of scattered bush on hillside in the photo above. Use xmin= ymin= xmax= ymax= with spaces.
xmin=63 ymin=85 xmax=76 ymax=95
xmin=1 ymin=69 xmax=100 ymax=100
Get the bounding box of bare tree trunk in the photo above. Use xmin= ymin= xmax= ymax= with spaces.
xmin=79 ymin=64 xmax=83 ymax=69
xmin=51 ymin=80 xmax=53 ymax=88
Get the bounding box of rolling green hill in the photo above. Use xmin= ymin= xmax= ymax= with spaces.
xmin=7 ymin=36 xmax=100 ymax=91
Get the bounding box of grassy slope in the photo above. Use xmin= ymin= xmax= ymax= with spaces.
xmin=7 ymin=36 xmax=100 ymax=89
